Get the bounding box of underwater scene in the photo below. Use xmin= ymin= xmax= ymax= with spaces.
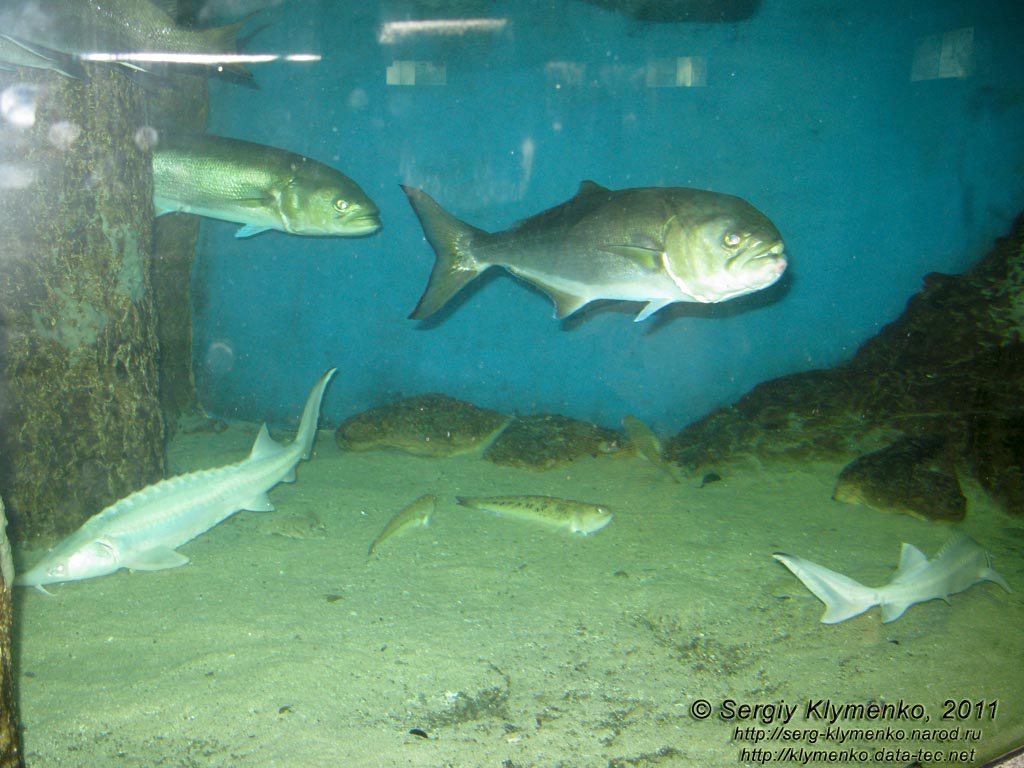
xmin=0 ymin=0 xmax=1023 ymax=766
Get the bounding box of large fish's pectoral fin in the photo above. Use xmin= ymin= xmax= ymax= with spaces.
xmin=122 ymin=546 xmax=190 ymax=572
xmin=634 ymin=299 xmax=673 ymax=322
xmin=235 ymin=224 xmax=273 ymax=238
xmin=599 ymin=244 xmax=663 ymax=272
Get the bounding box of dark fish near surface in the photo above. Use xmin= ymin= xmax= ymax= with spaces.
xmin=403 ymin=181 xmax=787 ymax=321
xmin=153 ymin=134 xmax=382 ymax=238
xmin=0 ymin=0 xmax=254 ymax=80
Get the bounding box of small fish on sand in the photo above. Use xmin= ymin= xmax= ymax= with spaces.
xmin=368 ymin=494 xmax=435 ymax=555
xmin=456 ymin=495 xmax=613 ymax=535
xmin=622 ymin=414 xmax=679 ymax=483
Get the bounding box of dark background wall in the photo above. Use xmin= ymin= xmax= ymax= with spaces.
xmin=195 ymin=0 xmax=1024 ymax=432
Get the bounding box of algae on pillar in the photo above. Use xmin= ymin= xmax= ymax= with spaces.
xmin=0 ymin=65 xmax=164 ymax=540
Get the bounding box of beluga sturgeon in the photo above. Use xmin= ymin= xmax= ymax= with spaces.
xmin=402 ymin=181 xmax=787 ymax=321
xmin=16 ymin=369 xmax=336 ymax=593
xmin=773 ymin=535 xmax=1010 ymax=624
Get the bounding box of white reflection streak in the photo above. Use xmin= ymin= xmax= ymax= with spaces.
xmin=80 ymin=52 xmax=321 ymax=64
xmin=378 ymin=18 xmax=508 ymax=44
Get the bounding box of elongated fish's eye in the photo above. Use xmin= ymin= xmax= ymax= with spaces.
xmin=334 ymin=199 xmax=350 ymax=213
xmin=723 ymin=232 xmax=742 ymax=247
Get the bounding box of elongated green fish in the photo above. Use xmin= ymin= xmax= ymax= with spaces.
xmin=153 ymin=134 xmax=382 ymax=238
xmin=456 ymin=495 xmax=613 ymax=535
xmin=0 ymin=0 xmax=253 ymax=80
xmin=368 ymin=494 xmax=435 ymax=556
xmin=402 ymin=181 xmax=787 ymax=321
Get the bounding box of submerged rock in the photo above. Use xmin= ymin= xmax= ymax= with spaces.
xmin=335 ymin=393 xmax=510 ymax=458
xmin=484 ymin=413 xmax=627 ymax=470
xmin=833 ymin=437 xmax=966 ymax=522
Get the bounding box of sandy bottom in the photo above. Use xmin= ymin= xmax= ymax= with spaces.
xmin=13 ymin=424 xmax=1024 ymax=767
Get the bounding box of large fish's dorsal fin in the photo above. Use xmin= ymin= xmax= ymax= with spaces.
xmin=148 ymin=0 xmax=178 ymax=18
xmin=893 ymin=543 xmax=929 ymax=580
xmin=249 ymin=423 xmax=282 ymax=460
xmin=577 ymin=180 xmax=610 ymax=196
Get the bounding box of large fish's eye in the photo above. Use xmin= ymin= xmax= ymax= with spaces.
xmin=723 ymin=232 xmax=743 ymax=248
xmin=334 ymin=199 xmax=350 ymax=213
xmin=47 ymin=564 xmax=65 ymax=577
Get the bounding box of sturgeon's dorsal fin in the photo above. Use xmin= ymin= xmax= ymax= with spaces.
xmin=891 ymin=543 xmax=929 ymax=582
xmin=249 ymin=423 xmax=281 ymax=460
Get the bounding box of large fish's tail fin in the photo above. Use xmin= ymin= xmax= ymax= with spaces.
xmin=201 ymin=13 xmax=261 ymax=85
xmin=294 ymin=368 xmax=337 ymax=460
xmin=773 ymin=552 xmax=878 ymax=624
xmin=402 ymin=185 xmax=490 ymax=319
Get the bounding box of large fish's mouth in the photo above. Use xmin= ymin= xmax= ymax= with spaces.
xmin=734 ymin=241 xmax=787 ymax=274
xmin=339 ymin=210 xmax=383 ymax=236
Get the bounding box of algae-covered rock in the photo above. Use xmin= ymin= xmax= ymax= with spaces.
xmin=832 ymin=437 xmax=966 ymax=522
xmin=484 ymin=413 xmax=627 ymax=470
xmin=335 ymin=393 xmax=510 ymax=457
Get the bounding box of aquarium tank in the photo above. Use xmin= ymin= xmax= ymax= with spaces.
xmin=0 ymin=0 xmax=1022 ymax=766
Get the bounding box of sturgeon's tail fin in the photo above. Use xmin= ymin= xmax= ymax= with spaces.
xmin=401 ymin=185 xmax=489 ymax=320
xmin=295 ymin=368 xmax=337 ymax=460
xmin=773 ymin=552 xmax=878 ymax=624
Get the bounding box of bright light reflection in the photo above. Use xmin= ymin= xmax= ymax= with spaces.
xmin=378 ymin=18 xmax=508 ymax=44
xmin=80 ymin=52 xmax=321 ymax=65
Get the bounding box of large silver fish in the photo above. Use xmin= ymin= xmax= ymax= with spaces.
xmin=402 ymin=181 xmax=787 ymax=321
xmin=153 ymin=134 xmax=382 ymax=238
xmin=0 ymin=0 xmax=253 ymax=80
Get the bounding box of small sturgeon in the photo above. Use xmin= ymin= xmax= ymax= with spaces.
xmin=773 ymin=535 xmax=1010 ymax=624
xmin=16 ymin=369 xmax=336 ymax=593
xmin=368 ymin=494 xmax=435 ymax=556
xmin=456 ymin=495 xmax=613 ymax=535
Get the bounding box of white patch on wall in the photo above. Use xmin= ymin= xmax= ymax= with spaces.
xmin=910 ymin=27 xmax=974 ymax=81
xmin=386 ymin=60 xmax=447 ymax=86
xmin=645 ymin=57 xmax=707 ymax=88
